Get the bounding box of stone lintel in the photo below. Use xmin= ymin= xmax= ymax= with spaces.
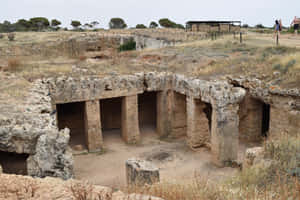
xmin=121 ymin=95 xmax=140 ymax=144
xmin=211 ymin=104 xmax=239 ymax=167
xmin=52 ymin=89 xmax=144 ymax=104
xmin=186 ymin=96 xmax=210 ymax=148
xmin=84 ymin=100 xmax=103 ymax=152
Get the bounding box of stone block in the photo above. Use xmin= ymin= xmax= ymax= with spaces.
xmin=126 ymin=158 xmax=159 ymax=186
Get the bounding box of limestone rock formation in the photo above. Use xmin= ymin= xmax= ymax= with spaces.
xmin=0 ymin=79 xmax=73 ymax=179
xmin=0 ymin=174 xmax=112 ymax=200
xmin=126 ymin=158 xmax=160 ymax=186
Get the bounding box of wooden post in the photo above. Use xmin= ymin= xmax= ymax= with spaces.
xmin=240 ymin=32 xmax=243 ymax=43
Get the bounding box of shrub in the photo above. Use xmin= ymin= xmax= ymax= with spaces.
xmin=51 ymin=19 xmax=61 ymax=28
xmin=7 ymin=33 xmax=15 ymax=41
xmin=109 ymin=18 xmax=127 ymax=29
xmin=71 ymin=20 xmax=81 ymax=29
xmin=119 ymin=38 xmax=136 ymax=51
xmin=159 ymin=18 xmax=176 ymax=28
xmin=255 ymin=24 xmax=265 ymax=29
xmin=149 ymin=21 xmax=158 ymax=28
xmin=136 ymin=24 xmax=147 ymax=29
xmin=158 ymin=18 xmax=184 ymax=29
xmin=29 ymin=17 xmax=50 ymax=31
xmin=0 ymin=33 xmax=4 ymax=39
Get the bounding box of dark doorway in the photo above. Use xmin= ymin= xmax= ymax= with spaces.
xmin=100 ymin=97 xmax=122 ymax=140
xmin=203 ymin=103 xmax=212 ymax=132
xmin=138 ymin=92 xmax=157 ymax=135
xmin=0 ymin=151 xmax=29 ymax=175
xmin=57 ymin=102 xmax=86 ymax=149
xmin=262 ymin=103 xmax=270 ymax=137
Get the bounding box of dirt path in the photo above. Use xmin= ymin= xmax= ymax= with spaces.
xmin=74 ymin=126 xmax=252 ymax=188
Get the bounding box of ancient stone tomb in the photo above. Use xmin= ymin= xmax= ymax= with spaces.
xmin=1 ymin=72 xmax=298 ymax=179
xmin=50 ymin=72 xmax=246 ymax=167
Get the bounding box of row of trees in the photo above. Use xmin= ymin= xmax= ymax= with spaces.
xmin=0 ymin=17 xmax=185 ymax=32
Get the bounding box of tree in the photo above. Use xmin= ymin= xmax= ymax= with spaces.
xmin=17 ymin=19 xmax=31 ymax=29
xmin=175 ymin=24 xmax=185 ymax=29
xmin=109 ymin=18 xmax=127 ymax=29
xmin=149 ymin=21 xmax=158 ymax=28
xmin=158 ymin=18 xmax=184 ymax=29
xmin=83 ymin=23 xmax=93 ymax=29
xmin=242 ymin=24 xmax=249 ymax=28
xmin=91 ymin=21 xmax=99 ymax=28
xmin=71 ymin=20 xmax=81 ymax=29
xmin=29 ymin=17 xmax=50 ymax=31
xmin=255 ymin=24 xmax=265 ymax=29
xmin=159 ymin=18 xmax=176 ymax=28
xmin=51 ymin=19 xmax=61 ymax=28
xmin=136 ymin=24 xmax=147 ymax=29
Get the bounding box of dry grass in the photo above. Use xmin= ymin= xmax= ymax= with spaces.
xmin=6 ymin=57 xmax=22 ymax=72
xmin=78 ymin=54 xmax=87 ymax=61
xmin=122 ymin=133 xmax=300 ymax=200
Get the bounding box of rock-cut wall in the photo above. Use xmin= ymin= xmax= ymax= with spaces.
xmin=0 ymin=80 xmax=73 ymax=179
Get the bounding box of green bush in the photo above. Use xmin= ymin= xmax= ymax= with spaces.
xmin=158 ymin=18 xmax=184 ymax=29
xmin=136 ymin=24 xmax=147 ymax=29
xmin=109 ymin=18 xmax=127 ymax=29
xmin=118 ymin=38 xmax=136 ymax=51
xmin=149 ymin=21 xmax=158 ymax=28
xmin=71 ymin=20 xmax=81 ymax=29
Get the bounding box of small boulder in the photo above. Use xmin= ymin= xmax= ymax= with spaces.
xmin=126 ymin=158 xmax=160 ymax=186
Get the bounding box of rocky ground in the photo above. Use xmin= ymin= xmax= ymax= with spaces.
xmin=0 ymin=173 xmax=164 ymax=200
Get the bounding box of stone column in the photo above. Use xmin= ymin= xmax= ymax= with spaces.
xmin=121 ymin=95 xmax=140 ymax=144
xmin=171 ymin=92 xmax=187 ymax=138
xmin=84 ymin=100 xmax=103 ymax=152
xmin=211 ymin=104 xmax=239 ymax=167
xmin=238 ymin=95 xmax=263 ymax=142
xmin=186 ymin=96 xmax=210 ymax=148
xmin=157 ymin=90 xmax=173 ymax=137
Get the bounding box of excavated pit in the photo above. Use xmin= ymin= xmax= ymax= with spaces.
xmin=0 ymin=151 xmax=29 ymax=175
xmin=57 ymin=102 xmax=86 ymax=150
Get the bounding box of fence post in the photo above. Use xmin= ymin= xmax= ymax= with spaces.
xmin=240 ymin=32 xmax=242 ymax=43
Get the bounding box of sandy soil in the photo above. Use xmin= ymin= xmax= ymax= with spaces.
xmin=74 ymin=125 xmax=254 ymax=188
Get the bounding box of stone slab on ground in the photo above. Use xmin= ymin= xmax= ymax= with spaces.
xmin=126 ymin=158 xmax=160 ymax=186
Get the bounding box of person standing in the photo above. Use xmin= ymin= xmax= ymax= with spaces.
xmin=291 ymin=16 xmax=300 ymax=35
xmin=274 ymin=20 xmax=281 ymax=37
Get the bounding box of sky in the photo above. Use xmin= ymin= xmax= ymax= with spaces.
xmin=1 ymin=0 xmax=299 ymax=28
